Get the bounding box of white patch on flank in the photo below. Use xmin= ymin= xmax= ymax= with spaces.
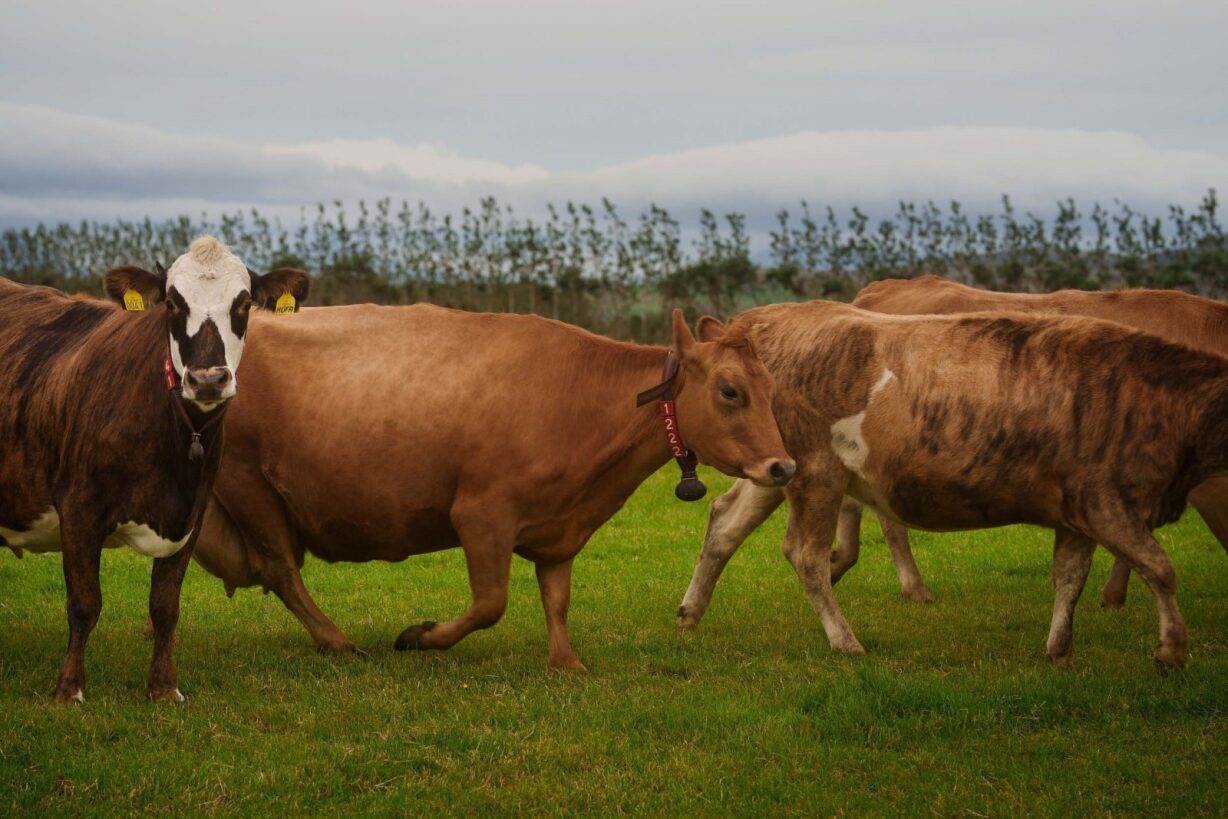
xmin=0 ymin=507 xmax=190 ymax=558
xmin=166 ymin=236 xmax=252 ymax=407
xmin=830 ymin=369 xmax=895 ymax=476
xmin=105 ymin=522 xmax=192 ymax=559
xmin=0 ymin=508 xmax=62 ymax=553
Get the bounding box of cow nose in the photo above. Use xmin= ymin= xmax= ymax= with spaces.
xmin=768 ymin=459 xmax=796 ymax=486
xmin=185 ymin=366 xmax=231 ymax=393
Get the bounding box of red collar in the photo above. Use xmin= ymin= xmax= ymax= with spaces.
xmin=636 ymin=352 xmax=707 ymax=501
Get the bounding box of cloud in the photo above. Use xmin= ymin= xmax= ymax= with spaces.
xmin=2 ymin=102 xmax=1226 ymax=229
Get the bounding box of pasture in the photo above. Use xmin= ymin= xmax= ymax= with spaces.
xmin=1 ymin=467 xmax=1225 ymax=816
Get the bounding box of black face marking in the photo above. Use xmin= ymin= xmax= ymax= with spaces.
xmin=229 ymin=291 xmax=252 ymax=339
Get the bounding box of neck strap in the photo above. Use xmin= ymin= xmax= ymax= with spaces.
xmin=636 ymin=351 xmax=707 ymax=502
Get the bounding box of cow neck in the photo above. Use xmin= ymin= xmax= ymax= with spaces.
xmin=580 ymin=344 xmax=702 ymax=504
xmin=635 ymin=351 xmax=706 ymax=501
xmin=121 ymin=306 xmax=227 ymax=534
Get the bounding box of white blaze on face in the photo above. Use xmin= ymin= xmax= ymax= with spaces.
xmin=831 ymin=369 xmax=895 ymax=476
xmin=166 ymin=236 xmax=252 ymax=402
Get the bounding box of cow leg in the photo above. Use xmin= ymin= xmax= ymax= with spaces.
xmin=147 ymin=547 xmax=193 ymax=701
xmin=880 ymin=515 xmax=935 ymax=603
xmin=830 ymin=497 xmax=863 ymax=584
xmin=782 ymin=479 xmax=864 ymax=654
xmin=53 ymin=514 xmax=104 ymax=703
xmin=395 ymin=513 xmax=513 ymax=652
xmin=535 ymin=558 xmax=586 ymax=671
xmin=1044 ymin=528 xmax=1095 ymax=667
xmin=214 ymin=468 xmax=356 ymax=655
xmin=1093 ymin=517 xmax=1188 ymax=669
xmin=1100 ymin=558 xmax=1132 ymax=609
xmin=677 ymin=479 xmax=784 ymax=629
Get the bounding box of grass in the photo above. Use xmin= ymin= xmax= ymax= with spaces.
xmin=1 ymin=466 xmax=1225 ymax=816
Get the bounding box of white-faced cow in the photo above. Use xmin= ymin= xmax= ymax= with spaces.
xmin=841 ymin=275 xmax=1228 ymax=608
xmin=0 ymin=236 xmax=308 ymax=702
xmin=676 ymin=300 xmax=1228 ymax=669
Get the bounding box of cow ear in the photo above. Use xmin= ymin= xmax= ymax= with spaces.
xmin=250 ymin=267 xmax=311 ymax=312
xmin=104 ymin=265 xmax=166 ymax=309
xmin=670 ymin=308 xmax=695 ymax=358
xmin=695 ymin=315 xmax=726 ymax=342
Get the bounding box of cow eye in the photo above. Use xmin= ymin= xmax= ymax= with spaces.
xmin=719 ymin=385 xmax=739 ymax=401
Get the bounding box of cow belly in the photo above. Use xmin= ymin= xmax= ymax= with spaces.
xmin=0 ymin=508 xmax=61 ymax=553
xmin=0 ymin=508 xmax=190 ymax=558
xmin=104 ymin=523 xmax=192 ymax=558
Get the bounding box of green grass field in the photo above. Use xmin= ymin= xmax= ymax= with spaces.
xmin=1 ymin=466 xmax=1225 ymax=816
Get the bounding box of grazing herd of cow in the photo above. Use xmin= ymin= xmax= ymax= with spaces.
xmin=1 ymin=237 xmax=1224 ymax=702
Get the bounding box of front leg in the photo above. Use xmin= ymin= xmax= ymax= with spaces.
xmin=677 ymin=480 xmax=784 ymax=629
xmin=535 ymin=558 xmax=586 ymax=671
xmin=782 ymin=474 xmax=863 ymax=654
xmin=148 ymin=546 xmax=194 ymax=702
xmin=53 ymin=513 xmax=105 ymax=703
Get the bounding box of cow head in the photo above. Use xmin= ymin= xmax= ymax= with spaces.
xmin=105 ymin=236 xmax=310 ymax=410
xmin=668 ymin=309 xmax=795 ymax=487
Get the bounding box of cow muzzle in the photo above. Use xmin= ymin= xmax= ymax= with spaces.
xmin=183 ymin=366 xmax=234 ymax=405
xmin=745 ymin=458 xmax=797 ymax=487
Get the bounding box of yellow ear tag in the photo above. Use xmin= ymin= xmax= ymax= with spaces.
xmin=123 ymin=290 xmax=146 ymax=311
xmin=275 ymin=292 xmax=297 ymax=315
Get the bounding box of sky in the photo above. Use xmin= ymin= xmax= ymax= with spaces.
xmin=2 ymin=1 xmax=1226 ymax=228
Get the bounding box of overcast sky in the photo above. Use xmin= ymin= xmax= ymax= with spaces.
xmin=2 ymin=1 xmax=1226 ymax=227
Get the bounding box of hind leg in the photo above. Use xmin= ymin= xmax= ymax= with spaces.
xmin=1090 ymin=514 xmax=1188 ymax=669
xmin=880 ymin=514 xmax=934 ymax=603
xmin=1045 ymin=528 xmax=1095 ymax=667
xmin=830 ymin=497 xmax=863 ymax=584
xmin=395 ymin=502 xmax=514 ymax=653
xmin=1100 ymin=557 xmax=1132 ymax=609
xmin=212 ymin=466 xmax=355 ymax=655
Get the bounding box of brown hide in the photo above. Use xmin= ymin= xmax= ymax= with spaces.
xmin=850 ymin=275 xmax=1228 ymax=606
xmin=0 ymin=278 xmax=225 ymax=701
xmin=191 ymin=305 xmax=792 ymax=665
xmin=680 ymin=299 xmax=1228 ymax=667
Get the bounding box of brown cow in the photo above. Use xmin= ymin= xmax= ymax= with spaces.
xmin=0 ymin=236 xmax=309 ymax=702
xmin=845 ymin=275 xmax=1228 ymax=607
xmin=183 ymin=307 xmax=793 ymax=668
xmin=676 ymin=300 xmax=1228 ymax=668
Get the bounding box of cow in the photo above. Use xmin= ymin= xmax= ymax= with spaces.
xmin=842 ymin=275 xmax=1228 ymax=608
xmin=178 ymin=307 xmax=793 ymax=669
xmin=675 ymin=300 xmax=1228 ymax=669
xmin=0 ymin=236 xmax=309 ymax=702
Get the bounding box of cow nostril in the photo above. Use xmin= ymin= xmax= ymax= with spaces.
xmin=769 ymin=460 xmax=797 ymax=484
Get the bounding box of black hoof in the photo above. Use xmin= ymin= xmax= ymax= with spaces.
xmin=394 ymin=621 xmax=438 ymax=651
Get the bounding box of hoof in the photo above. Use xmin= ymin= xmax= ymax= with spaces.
xmin=549 ymin=656 xmax=589 ymax=673
xmin=1153 ymin=644 xmax=1187 ymax=673
xmin=1047 ymin=651 xmax=1074 ymax=669
xmin=902 ymin=586 xmax=936 ymax=604
xmin=1100 ymin=594 xmax=1126 ymax=611
xmin=833 ymin=639 xmax=866 ymax=655
xmin=394 ymin=621 xmax=438 ymax=651
xmin=316 ymin=639 xmax=360 ymax=656
xmin=150 ymin=687 xmax=186 ymax=703
xmin=52 ymin=687 xmax=84 ymax=704
xmin=676 ymin=605 xmax=698 ymax=631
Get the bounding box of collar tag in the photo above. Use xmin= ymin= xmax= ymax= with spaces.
xmin=163 ymin=355 xmax=179 ymax=391
xmin=275 ymin=292 xmax=297 ymax=314
xmin=123 ymin=290 xmax=146 ymax=311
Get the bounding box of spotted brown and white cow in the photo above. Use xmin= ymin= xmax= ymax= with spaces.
xmin=0 ymin=236 xmax=308 ymax=702
xmin=676 ymin=300 xmax=1228 ymax=669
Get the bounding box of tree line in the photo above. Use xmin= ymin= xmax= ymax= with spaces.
xmin=3 ymin=190 xmax=1223 ymax=341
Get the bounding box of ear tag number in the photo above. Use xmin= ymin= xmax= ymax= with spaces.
xmin=275 ymin=292 xmax=297 ymax=315
xmin=123 ymin=290 xmax=146 ymax=311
